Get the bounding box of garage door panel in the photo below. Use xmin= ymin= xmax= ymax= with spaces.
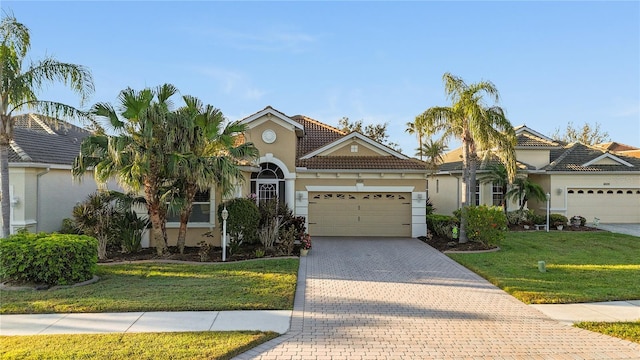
xmin=567 ymin=189 xmax=640 ymax=223
xmin=309 ymin=192 xmax=412 ymax=237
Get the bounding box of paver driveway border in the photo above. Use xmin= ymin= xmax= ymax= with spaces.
xmin=234 ymin=237 xmax=640 ymax=359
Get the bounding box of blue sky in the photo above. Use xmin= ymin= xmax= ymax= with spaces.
xmin=4 ymin=1 xmax=639 ymax=152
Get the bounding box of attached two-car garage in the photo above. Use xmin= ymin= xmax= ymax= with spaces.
xmin=308 ymin=192 xmax=412 ymax=237
xmin=566 ymin=188 xmax=640 ymax=223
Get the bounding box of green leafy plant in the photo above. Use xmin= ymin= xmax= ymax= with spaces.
xmin=72 ymin=192 xmax=117 ymax=260
xmin=462 ymin=205 xmax=507 ymax=247
xmin=550 ymin=213 xmax=568 ymax=227
xmin=254 ymin=248 xmax=266 ymax=258
xmin=59 ymin=218 xmax=82 ymax=234
xmin=426 ymin=214 xmax=459 ymax=240
xmin=0 ymin=232 xmax=97 ymax=286
xmin=218 ymin=198 xmax=260 ymax=244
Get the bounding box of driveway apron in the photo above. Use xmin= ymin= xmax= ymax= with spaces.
xmin=235 ymin=237 xmax=640 ymax=359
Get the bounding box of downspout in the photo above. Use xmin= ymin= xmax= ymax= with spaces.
xmin=36 ymin=167 xmax=51 ymax=232
xmin=448 ymin=172 xmax=461 ymax=209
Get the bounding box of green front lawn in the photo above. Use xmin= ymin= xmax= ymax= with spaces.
xmin=1 ymin=259 xmax=298 ymax=314
xmin=575 ymin=321 xmax=640 ymax=344
xmin=1 ymin=331 xmax=278 ymax=360
xmin=448 ymin=231 xmax=640 ymax=304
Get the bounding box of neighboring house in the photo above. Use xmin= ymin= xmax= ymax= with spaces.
xmin=165 ymin=106 xmax=429 ymax=248
xmin=429 ymin=125 xmax=640 ymax=223
xmin=7 ymin=114 xmax=118 ymax=234
xmin=594 ymin=142 xmax=640 ymax=159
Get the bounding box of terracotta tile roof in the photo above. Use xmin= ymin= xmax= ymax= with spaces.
xmin=595 ymin=142 xmax=638 ymax=152
xmin=9 ymin=114 xmax=90 ymax=165
xmin=298 ymin=156 xmax=426 ymax=170
xmin=292 ymin=115 xmax=345 ymax=159
xmin=288 ymin=114 xmax=425 ymax=171
xmin=544 ymin=142 xmax=640 ymax=172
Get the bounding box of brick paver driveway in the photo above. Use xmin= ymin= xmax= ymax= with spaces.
xmin=236 ymin=237 xmax=640 ymax=359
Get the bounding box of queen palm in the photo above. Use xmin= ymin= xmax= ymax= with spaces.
xmin=416 ymin=73 xmax=516 ymax=243
xmin=417 ymin=138 xmax=448 ymax=174
xmin=1 ymin=15 xmax=93 ymax=237
xmin=73 ymin=84 xmax=177 ymax=255
xmin=170 ymin=96 xmax=259 ymax=254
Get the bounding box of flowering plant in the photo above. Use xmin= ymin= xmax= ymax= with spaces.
xmin=301 ymin=233 xmax=312 ymax=250
xmin=246 ymin=193 xmax=257 ymax=202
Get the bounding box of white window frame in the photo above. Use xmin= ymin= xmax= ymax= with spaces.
xmin=166 ymin=188 xmax=215 ymax=228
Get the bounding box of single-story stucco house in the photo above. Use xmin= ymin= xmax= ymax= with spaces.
xmin=429 ymin=125 xmax=640 ymax=224
xmin=159 ymin=106 xmax=430 ymax=248
xmin=6 ymin=114 xmax=120 ymax=234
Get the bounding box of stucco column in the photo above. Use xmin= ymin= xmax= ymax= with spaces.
xmin=285 ymin=178 xmax=295 ymax=210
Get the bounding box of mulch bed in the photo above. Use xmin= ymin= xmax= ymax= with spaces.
xmin=101 ymin=243 xmax=295 ymax=263
xmin=419 ymin=235 xmax=497 ymax=252
xmin=420 ymin=225 xmax=602 ymax=253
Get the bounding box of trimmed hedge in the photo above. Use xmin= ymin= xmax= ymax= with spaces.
xmin=0 ymin=233 xmax=98 ymax=286
xmin=426 ymin=214 xmax=459 ymax=240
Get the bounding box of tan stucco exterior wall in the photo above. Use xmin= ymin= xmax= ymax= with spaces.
xmin=243 ymin=118 xmax=297 ymax=171
xmin=515 ymin=149 xmax=551 ymax=169
xmin=320 ymin=140 xmax=385 ymax=157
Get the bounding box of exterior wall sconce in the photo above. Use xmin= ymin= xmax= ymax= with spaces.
xmin=556 ymin=188 xmax=563 ymax=195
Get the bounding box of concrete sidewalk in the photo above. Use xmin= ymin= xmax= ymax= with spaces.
xmin=532 ymin=300 xmax=640 ymax=325
xmin=1 ymin=301 xmax=638 ymax=336
xmin=0 ymin=310 xmax=291 ymax=336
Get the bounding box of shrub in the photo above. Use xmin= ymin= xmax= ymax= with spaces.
xmin=0 ymin=233 xmax=98 ymax=286
xmin=426 ymin=214 xmax=459 ymax=240
xmin=463 ymin=205 xmax=507 ymax=247
xmin=59 ymin=218 xmax=82 ymax=234
xmin=530 ymin=213 xmax=546 ymax=225
xmin=425 ymin=197 xmax=436 ymax=216
xmin=550 ymin=213 xmax=568 ymax=227
xmin=571 ymin=215 xmax=586 ymax=226
xmin=218 ymin=198 xmax=260 ymax=244
xmin=113 ymin=210 xmax=149 ymax=253
xmin=72 ymin=192 xmax=117 ymax=260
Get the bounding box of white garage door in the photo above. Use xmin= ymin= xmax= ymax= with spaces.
xmin=567 ymin=188 xmax=640 ymax=223
xmin=308 ymin=192 xmax=412 ymax=237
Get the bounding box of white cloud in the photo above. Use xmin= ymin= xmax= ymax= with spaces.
xmin=198 ymin=66 xmax=265 ymax=101
xmin=207 ymin=28 xmax=317 ymax=53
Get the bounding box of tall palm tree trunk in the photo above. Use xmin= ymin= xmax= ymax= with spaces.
xmin=0 ymin=140 xmax=10 ymax=237
xmin=176 ymin=184 xmax=197 ymax=254
xmin=144 ymin=178 xmax=168 ymax=256
xmin=459 ymin=137 xmax=471 ymax=243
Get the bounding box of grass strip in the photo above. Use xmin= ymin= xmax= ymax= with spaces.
xmin=575 ymin=321 xmax=640 ymax=344
xmin=1 ymin=259 xmax=298 ymax=314
xmin=447 ymin=231 xmax=640 ymax=304
xmin=1 ymin=331 xmax=279 ymax=360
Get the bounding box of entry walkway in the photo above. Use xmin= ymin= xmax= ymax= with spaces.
xmin=234 ymin=237 xmax=640 ymax=359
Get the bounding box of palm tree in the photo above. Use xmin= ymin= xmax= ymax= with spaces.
xmin=416 ymin=73 xmax=516 ymax=243
xmin=417 ymin=138 xmax=448 ymax=174
xmin=405 ymin=120 xmax=424 ymax=160
xmin=0 ymin=15 xmax=94 ymax=237
xmin=73 ymin=84 xmax=177 ymax=256
xmin=506 ymin=175 xmax=547 ymax=211
xmin=170 ymin=96 xmax=259 ymax=254
xmin=477 ymin=163 xmax=509 ymax=215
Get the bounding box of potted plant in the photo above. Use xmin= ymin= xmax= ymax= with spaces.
xmin=300 ymin=233 xmax=312 ymax=256
xmin=550 ymin=213 xmax=568 ymax=231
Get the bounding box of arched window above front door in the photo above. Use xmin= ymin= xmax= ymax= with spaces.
xmin=251 ymin=162 xmax=285 ymax=204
